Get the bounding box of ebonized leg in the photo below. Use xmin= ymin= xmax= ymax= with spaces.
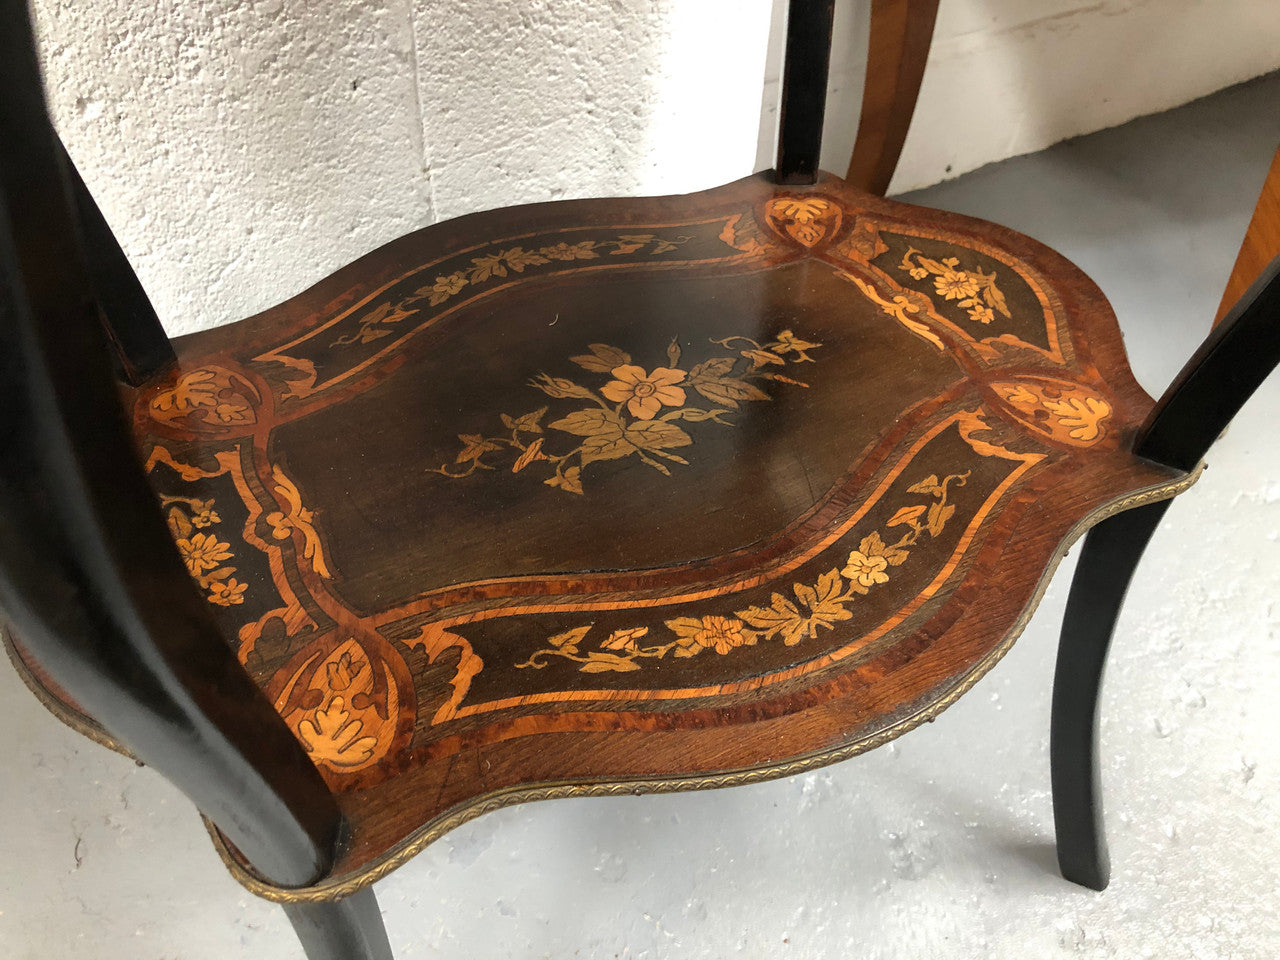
xmin=282 ymin=887 xmax=394 ymax=960
xmin=1051 ymin=499 xmax=1170 ymax=891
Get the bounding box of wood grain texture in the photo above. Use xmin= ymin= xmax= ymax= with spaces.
xmin=845 ymin=0 xmax=941 ymax=195
xmin=1215 ymin=146 xmax=1280 ymax=326
xmin=16 ymin=171 xmax=1193 ymax=899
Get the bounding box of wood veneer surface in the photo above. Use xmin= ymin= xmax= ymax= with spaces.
xmin=108 ymin=172 xmax=1186 ymax=888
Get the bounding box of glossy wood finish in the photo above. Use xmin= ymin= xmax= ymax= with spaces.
xmin=775 ymin=0 xmax=836 ymax=184
xmin=1051 ymin=498 xmax=1171 ymax=891
xmin=1215 ymin=146 xmax=1280 ymax=326
xmin=0 ymin=0 xmax=340 ymax=889
xmin=65 ymin=170 xmax=1189 ymax=897
xmin=846 ymin=0 xmax=941 ymax=195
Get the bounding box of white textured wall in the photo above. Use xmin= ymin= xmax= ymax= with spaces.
xmin=30 ymin=0 xmax=1280 ymax=335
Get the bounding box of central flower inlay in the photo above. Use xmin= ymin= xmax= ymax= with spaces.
xmin=600 ymin=365 xmax=687 ymax=420
xmin=430 ymin=332 xmax=821 ymax=494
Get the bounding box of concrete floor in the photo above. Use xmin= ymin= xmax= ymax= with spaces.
xmin=3 ymin=73 xmax=1279 ymax=960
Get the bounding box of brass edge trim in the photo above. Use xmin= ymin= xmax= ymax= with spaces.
xmin=1 ymin=626 xmax=135 ymax=759
xmin=211 ymin=464 xmax=1202 ymax=903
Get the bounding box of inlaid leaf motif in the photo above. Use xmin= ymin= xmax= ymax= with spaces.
xmin=887 ymin=504 xmax=927 ymax=528
xmin=611 ymin=234 xmax=655 ymax=255
xmin=772 ymin=198 xmax=830 ymax=222
xmin=736 ymin=592 xmax=808 ymax=647
xmin=687 ymin=357 xmax=736 ymax=381
xmin=468 ymin=253 xmax=508 ymax=283
xmin=926 ymin=501 xmax=956 ymax=537
xmin=737 ymin=571 xmax=856 ymax=647
xmin=500 ymin=247 xmax=550 ymax=272
xmin=546 ymin=626 xmax=592 ymax=656
xmin=149 ymin=366 xmax=258 ymax=428
xmin=324 ymin=651 xmax=364 ymax=691
xmin=571 ymin=343 xmax=632 ymax=373
xmin=624 ymin=420 xmax=692 ymax=452
xmin=297 ymin=697 xmax=378 ymax=765
xmin=766 ymin=330 xmax=823 ymax=362
xmin=689 ymin=375 xmax=769 ymax=409
xmin=501 ymin=406 xmax=548 ymax=434
xmin=908 ymin=474 xmax=946 ymax=496
xmin=541 ymin=240 xmax=600 ymax=261
xmin=741 ymin=348 xmax=785 ymax=368
xmin=601 ymin=627 xmax=649 ymax=652
xmin=363 ymin=302 xmax=413 ymax=338
xmin=579 ymin=433 xmax=636 ymax=467
xmin=544 ymin=465 xmax=583 ymax=495
xmin=161 ymin=369 xmax=218 ymax=411
xmin=512 ymin=438 xmax=547 ymax=472
xmin=767 ymin=197 xmax=839 ymax=246
xmin=332 ymin=301 xmax=416 ymax=346
xmin=1043 ymin=395 xmax=1110 ymax=442
xmin=551 ymin=408 xmax=623 ymax=437
xmin=977 ymin=268 xmax=1009 ymax=317
xmin=550 ymin=409 xmax=636 ymax=467
xmin=457 ymin=434 xmax=504 ymax=464
xmin=579 ymin=653 xmax=643 ymax=672
xmin=168 ymin=506 xmax=194 ymax=539
xmin=793 ymin=570 xmax=855 ymax=635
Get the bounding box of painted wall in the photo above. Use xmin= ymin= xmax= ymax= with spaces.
xmin=30 ymin=0 xmax=1280 ymax=335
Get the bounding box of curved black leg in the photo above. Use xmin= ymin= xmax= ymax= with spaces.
xmin=1137 ymin=254 xmax=1280 ymax=471
xmin=1051 ymin=499 xmax=1170 ymax=890
xmin=283 ymin=887 xmax=394 ymax=960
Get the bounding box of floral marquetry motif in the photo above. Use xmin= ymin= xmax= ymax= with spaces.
xmin=331 ymin=233 xmax=694 ymax=349
xmin=516 ymin=468 xmax=970 ymax=672
xmin=829 ymin=215 xmax=1069 ymax=368
xmin=164 ymin=495 xmax=248 ymax=607
xmin=431 ymin=331 xmax=821 ymax=494
xmin=898 ymin=246 xmax=1010 ymax=325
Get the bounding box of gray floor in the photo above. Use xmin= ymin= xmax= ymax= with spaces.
xmin=3 ymin=73 xmax=1279 ymax=960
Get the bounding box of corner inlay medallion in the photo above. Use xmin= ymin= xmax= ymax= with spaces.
xmin=766 ymin=196 xmax=842 ymax=246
